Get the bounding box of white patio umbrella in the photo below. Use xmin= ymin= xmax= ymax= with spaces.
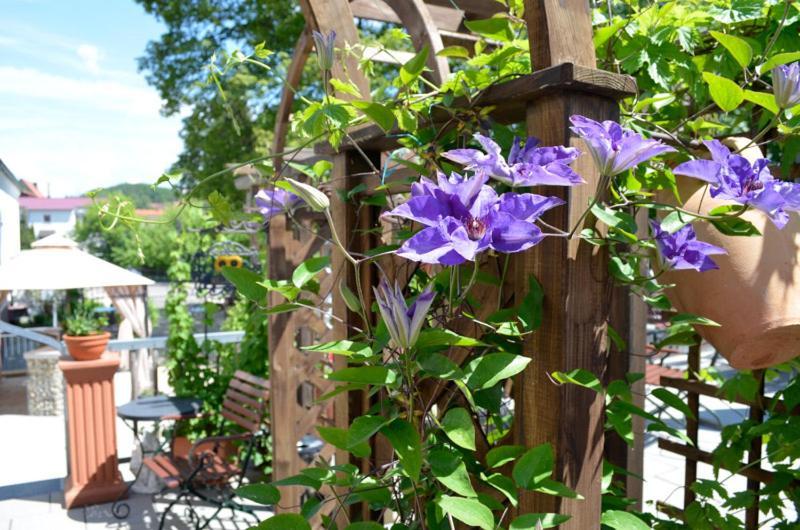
xmin=0 ymin=234 xmax=156 ymax=392
xmin=0 ymin=234 xmax=153 ymax=291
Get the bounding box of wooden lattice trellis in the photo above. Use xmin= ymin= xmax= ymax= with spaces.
xmin=266 ymin=1 xmax=647 ymax=528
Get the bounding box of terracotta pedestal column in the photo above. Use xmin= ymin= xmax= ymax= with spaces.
xmin=59 ymin=354 xmax=126 ymax=508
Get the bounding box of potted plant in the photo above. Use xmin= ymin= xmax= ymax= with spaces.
xmin=63 ymin=300 xmax=111 ymax=361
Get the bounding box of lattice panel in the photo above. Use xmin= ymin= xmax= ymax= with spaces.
xmin=268 ymin=210 xmax=335 ymax=515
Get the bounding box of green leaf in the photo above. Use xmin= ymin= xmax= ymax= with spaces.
xmin=510 ymin=513 xmax=571 ymax=529
xmin=399 ymin=46 xmax=429 ymax=86
xmin=552 ymin=368 xmax=603 ymax=393
xmin=416 ymin=328 xmax=484 ymax=349
xmin=381 ymin=419 xmax=422 ymax=481
xmin=652 ymin=388 xmax=696 ymax=419
xmin=395 ymin=108 xmax=418 ymax=132
xmin=253 ymin=514 xmax=311 ymax=530
xmin=302 ymin=340 xmax=372 ymax=359
xmin=327 ymin=366 xmax=397 ymax=385
xmin=486 ymin=445 xmax=526 ymax=469
xmin=417 ymin=352 xmax=464 ymax=380
xmin=463 ymin=353 xmax=531 ymax=390
xmin=329 ymin=78 xmax=363 ymax=98
xmin=512 ymin=443 xmax=554 ymax=489
xmin=436 ymin=45 xmax=470 ymax=58
xmin=711 ymin=216 xmax=761 ymax=236
xmin=221 ymin=267 xmax=266 ymax=302
xmin=441 ymin=408 xmax=476 ymax=450
xmin=317 ymin=426 xmax=370 ymax=458
xmin=482 ymin=472 xmax=518 ymax=507
xmin=758 ymin=51 xmax=800 ymax=74
xmin=271 ymin=474 xmax=321 ymax=490
xmin=437 ymin=495 xmax=494 ymax=530
xmin=338 ymin=279 xmax=362 ymax=314
xmin=743 ymin=90 xmax=779 ymax=115
xmin=600 ymin=510 xmax=650 ymax=530
xmin=591 ymin=203 xmax=637 ymax=233
xmin=348 ymin=415 xmax=390 ymax=448
xmin=519 ymin=275 xmax=543 ymax=332
xmin=208 ymin=190 xmax=233 ymax=224
xmin=534 ymin=478 xmax=582 ymax=499
xmin=351 ymin=101 xmax=395 ymax=132
xmin=259 ymin=279 xmax=300 ymax=301
xmin=430 ymin=448 xmax=477 ymax=497
xmin=464 ymin=17 xmax=514 ymax=42
xmin=344 ymin=524 xmax=384 ymax=530
xmin=660 ymin=211 xmax=696 ymax=233
xmin=292 ymin=256 xmax=330 ymax=288
xmin=709 ymin=31 xmax=752 ymax=68
xmin=235 ymin=483 xmax=280 ymax=505
xmin=670 ymin=313 xmax=720 ymax=327
xmin=702 ymin=72 xmax=744 ymax=112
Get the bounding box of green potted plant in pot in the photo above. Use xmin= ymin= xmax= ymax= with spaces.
xmin=63 ymin=300 xmax=111 ymax=361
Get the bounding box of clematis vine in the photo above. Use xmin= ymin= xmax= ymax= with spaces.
xmin=383 ymin=172 xmax=564 ymax=265
xmin=443 ymin=133 xmax=584 ymax=187
xmin=374 ymin=280 xmax=435 ymax=350
xmin=255 ymin=188 xmax=302 ymax=221
xmin=772 ymin=62 xmax=800 ymax=109
xmin=673 ymin=140 xmax=792 ymax=228
xmin=569 ymin=115 xmax=676 ymax=176
xmin=651 ymin=220 xmax=726 ymax=272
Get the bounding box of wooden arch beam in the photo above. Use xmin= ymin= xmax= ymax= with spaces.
xmin=383 ymin=0 xmax=450 ymax=85
xmin=298 ymin=0 xmax=370 ymax=98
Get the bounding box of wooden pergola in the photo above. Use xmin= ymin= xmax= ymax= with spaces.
xmin=266 ymin=1 xmax=645 ymax=528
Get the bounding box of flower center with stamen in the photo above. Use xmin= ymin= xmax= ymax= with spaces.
xmin=466 ymin=217 xmax=487 ymax=240
xmin=743 ymin=178 xmax=764 ymax=195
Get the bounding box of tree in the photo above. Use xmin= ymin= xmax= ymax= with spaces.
xmin=134 ymin=0 xmax=305 ymax=200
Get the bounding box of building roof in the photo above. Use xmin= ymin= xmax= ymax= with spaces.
xmin=0 ymin=160 xmax=23 ymax=194
xmin=19 ymin=179 xmax=44 ymax=198
xmin=18 ymin=197 xmax=92 ymax=211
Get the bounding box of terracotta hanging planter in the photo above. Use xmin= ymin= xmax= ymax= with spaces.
xmin=64 ymin=332 xmax=111 ymax=361
xmin=660 ymin=138 xmax=800 ymax=370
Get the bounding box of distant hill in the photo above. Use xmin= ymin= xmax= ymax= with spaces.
xmin=93 ymin=183 xmax=176 ymax=208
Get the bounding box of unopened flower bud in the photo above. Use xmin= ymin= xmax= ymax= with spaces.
xmin=284 ymin=178 xmax=329 ymax=212
xmin=312 ymin=30 xmax=336 ymax=72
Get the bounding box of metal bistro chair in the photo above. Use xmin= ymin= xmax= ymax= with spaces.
xmin=144 ymin=370 xmax=270 ymax=529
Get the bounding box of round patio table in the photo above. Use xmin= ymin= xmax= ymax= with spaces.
xmin=112 ymin=395 xmax=203 ymax=519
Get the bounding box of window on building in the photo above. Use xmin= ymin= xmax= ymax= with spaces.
xmin=43 ymin=214 xmax=51 ymax=223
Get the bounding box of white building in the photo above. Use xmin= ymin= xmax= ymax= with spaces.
xmin=0 ymin=160 xmax=22 ymax=265
xmin=18 ymin=196 xmax=91 ymax=239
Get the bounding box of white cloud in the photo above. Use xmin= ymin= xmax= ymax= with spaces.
xmin=76 ymin=43 xmax=102 ymax=74
xmin=0 ymin=66 xmax=164 ymax=117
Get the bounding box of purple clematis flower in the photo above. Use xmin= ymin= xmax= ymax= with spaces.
xmin=673 ymin=140 xmax=790 ymax=228
xmin=374 ymin=280 xmax=435 ymax=350
xmin=442 ymin=133 xmax=584 ymax=187
xmin=772 ymin=62 xmax=800 ymax=109
xmin=651 ymin=220 xmax=726 ymax=272
xmin=383 ymin=172 xmax=563 ymax=265
xmin=255 ymin=188 xmax=302 ymax=221
xmin=569 ymin=115 xmax=676 ymax=176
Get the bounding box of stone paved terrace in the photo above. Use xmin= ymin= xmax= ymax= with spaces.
xmin=0 ymin=351 xmax=795 ymax=528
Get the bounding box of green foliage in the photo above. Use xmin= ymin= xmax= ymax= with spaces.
xmin=63 ymin=299 xmax=108 ymax=337
xmin=93 ymin=183 xmax=175 ymax=208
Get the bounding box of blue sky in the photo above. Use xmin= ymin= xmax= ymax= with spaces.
xmin=1 ymin=0 xmax=183 ymax=197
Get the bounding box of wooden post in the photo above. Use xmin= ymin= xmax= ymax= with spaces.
xmin=512 ymin=1 xmax=640 ymax=526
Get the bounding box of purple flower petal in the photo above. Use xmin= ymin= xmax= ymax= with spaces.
xmin=496 ymin=193 xmax=565 ymax=222
xmin=489 ymin=212 xmax=545 ymax=253
xmin=382 ymin=195 xmax=452 ymax=226
xmin=673 ymin=159 xmax=722 ymax=184
xmin=651 ymin=219 xmax=725 ymax=272
xmin=570 ymin=115 xmax=676 ymax=176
